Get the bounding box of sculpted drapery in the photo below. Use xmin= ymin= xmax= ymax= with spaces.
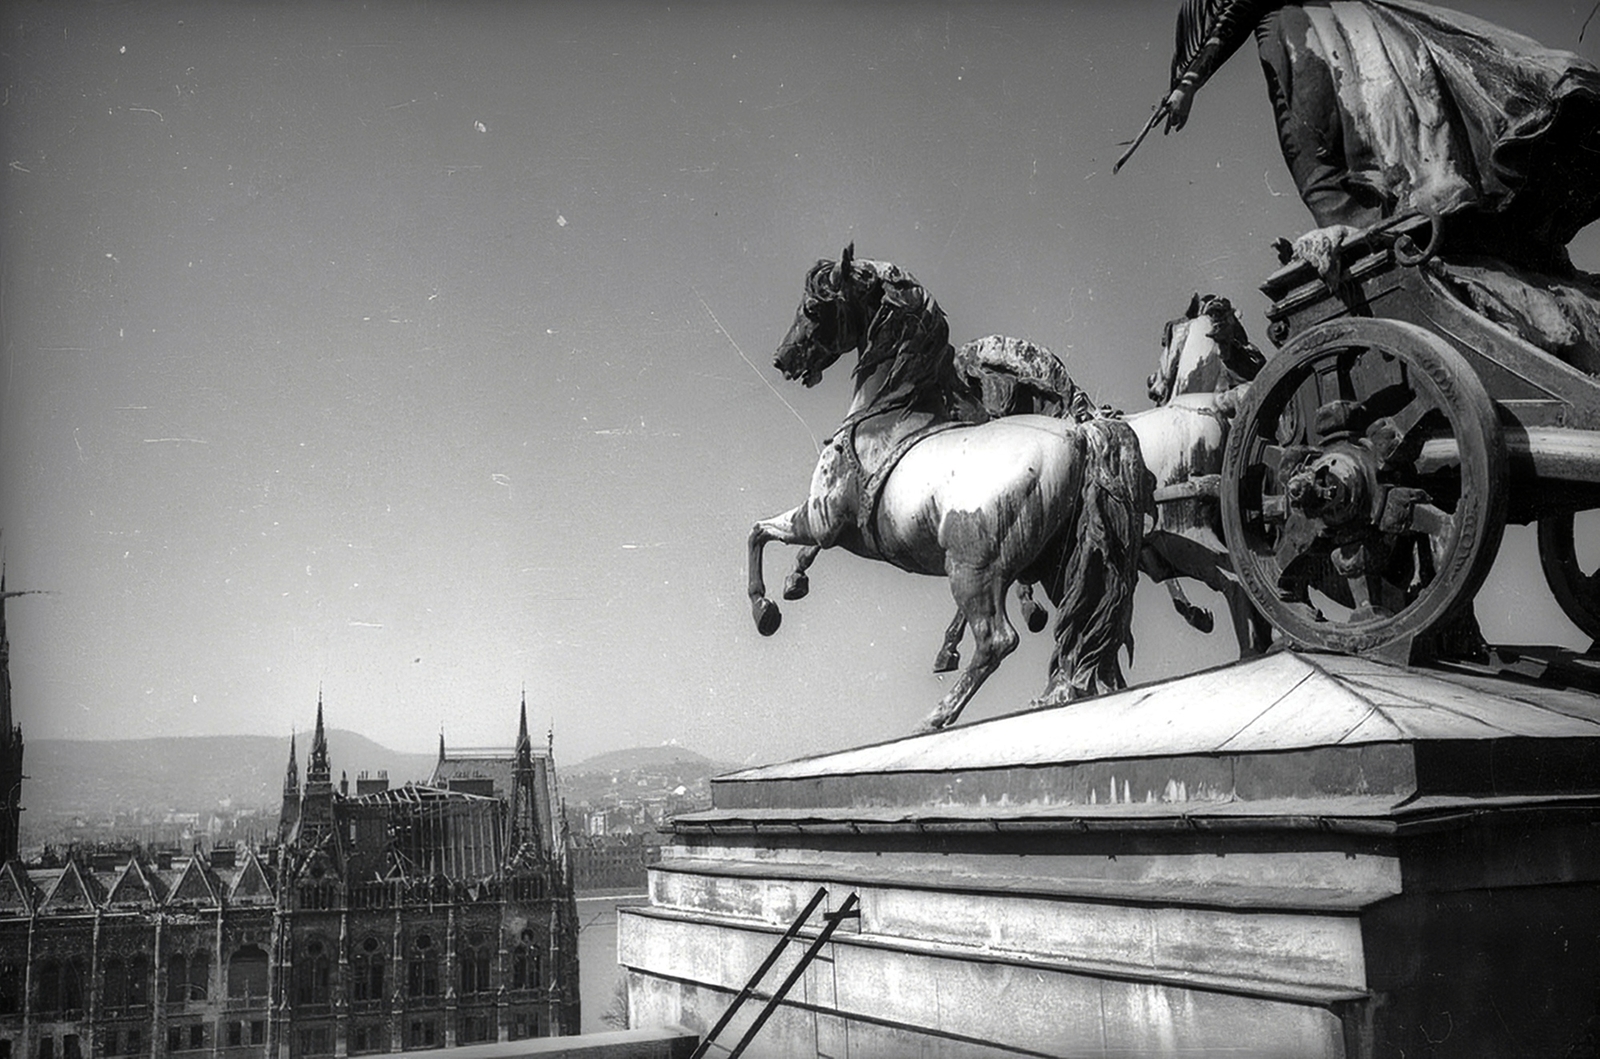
xmin=1168 ymin=0 xmax=1600 ymax=272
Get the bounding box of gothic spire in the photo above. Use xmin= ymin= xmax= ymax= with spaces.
xmin=0 ymin=563 xmax=21 ymax=865
xmin=0 ymin=565 xmax=11 ymax=747
xmin=283 ymin=731 xmax=299 ymax=794
xmin=516 ymin=687 xmax=531 ymax=760
xmin=307 ymin=690 xmax=331 ymax=786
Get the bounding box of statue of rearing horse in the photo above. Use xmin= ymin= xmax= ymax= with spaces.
xmin=746 ymin=246 xmax=1145 ymax=731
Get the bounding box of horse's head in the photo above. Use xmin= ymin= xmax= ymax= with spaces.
xmin=1148 ymin=293 xmax=1266 ymax=404
xmin=775 ymin=244 xmax=868 ymax=388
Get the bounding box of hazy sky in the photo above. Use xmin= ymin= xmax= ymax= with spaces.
xmin=3 ymin=0 xmax=1597 ymax=769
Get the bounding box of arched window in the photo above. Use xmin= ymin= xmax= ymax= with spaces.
xmin=126 ymin=955 xmax=150 ymax=1008
xmin=457 ymin=932 xmax=492 ymax=996
xmin=510 ymin=931 xmax=539 ymax=992
xmin=294 ymin=939 xmax=331 ymax=1006
xmin=350 ymin=937 xmax=385 ymax=1004
xmin=227 ymin=945 xmax=269 ymax=1001
xmin=166 ymin=951 xmax=210 ymax=1003
xmin=36 ymin=958 xmax=84 ymax=1013
xmin=406 ymin=933 xmax=438 ymax=1000
xmin=189 ymin=951 xmax=210 ymax=1002
xmin=0 ymin=962 xmax=20 ymax=1015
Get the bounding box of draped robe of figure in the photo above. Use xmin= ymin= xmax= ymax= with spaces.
xmin=1171 ymin=0 xmax=1600 ymax=371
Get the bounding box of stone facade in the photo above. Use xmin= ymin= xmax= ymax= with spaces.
xmin=621 ymin=653 xmax=1600 ymax=1058
xmin=0 ymin=695 xmax=580 ymax=1059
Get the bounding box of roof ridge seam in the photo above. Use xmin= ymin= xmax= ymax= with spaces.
xmin=1214 ymin=666 xmax=1315 ymax=753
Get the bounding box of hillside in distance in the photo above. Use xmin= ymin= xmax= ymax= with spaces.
xmin=565 ymin=744 xmax=734 ymax=776
xmin=558 ymin=744 xmax=736 ymax=811
xmin=25 ymin=731 xmax=438 ymax=816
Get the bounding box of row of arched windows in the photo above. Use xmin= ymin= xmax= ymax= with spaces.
xmin=299 ymin=931 xmax=543 ymax=1005
xmin=27 ymin=949 xmax=245 ymax=1014
xmin=0 ymin=934 xmax=547 ymax=1018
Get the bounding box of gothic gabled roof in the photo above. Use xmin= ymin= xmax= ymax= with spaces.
xmin=228 ymin=847 xmax=275 ymax=905
xmin=106 ymin=856 xmax=166 ymax=909
xmin=429 ymin=754 xmax=518 ymax=798
xmin=39 ymin=859 xmax=103 ymax=913
xmin=0 ymin=861 xmax=36 ymax=914
xmin=166 ymin=857 xmax=221 ymax=908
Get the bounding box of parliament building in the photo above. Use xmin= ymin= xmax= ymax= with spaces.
xmin=0 ymin=586 xmax=581 ymax=1059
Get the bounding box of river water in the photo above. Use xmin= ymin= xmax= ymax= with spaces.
xmin=575 ymin=892 xmax=651 ymax=1033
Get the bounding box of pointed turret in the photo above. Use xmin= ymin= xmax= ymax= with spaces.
xmin=277 ymin=731 xmax=301 ymax=844
xmin=283 ymin=732 xmax=300 ymax=794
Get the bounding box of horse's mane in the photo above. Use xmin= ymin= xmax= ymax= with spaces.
xmin=808 ymin=253 xmax=953 ymax=410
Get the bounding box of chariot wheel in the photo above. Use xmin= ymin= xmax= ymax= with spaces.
xmin=1221 ymin=317 xmax=1508 ymax=656
xmin=1537 ymin=512 xmax=1600 ymax=642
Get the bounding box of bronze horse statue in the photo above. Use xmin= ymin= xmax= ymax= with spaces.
xmin=783 ymin=332 xmax=1093 ymax=661
xmin=1127 ymin=292 xmax=1273 ymax=656
xmin=747 ymin=246 xmax=1145 ymax=730
xmin=899 ymin=291 xmax=1275 ymax=674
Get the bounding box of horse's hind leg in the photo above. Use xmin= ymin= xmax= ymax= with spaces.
xmin=917 ymin=571 xmax=1018 ymax=732
xmin=934 ymin=611 xmax=965 ymax=673
xmin=1017 ymin=582 xmax=1049 ymax=634
xmin=1222 ymin=581 xmax=1272 ymax=657
xmin=937 ymin=583 xmax=1037 ymax=675
xmin=784 ymin=545 xmax=820 ymax=601
xmin=1165 ymin=580 xmax=1215 ymax=635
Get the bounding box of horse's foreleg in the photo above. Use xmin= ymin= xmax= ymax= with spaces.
xmin=748 ymin=507 xmax=812 ymax=637
xmin=784 ymin=545 xmax=820 ymax=601
xmin=917 ymin=572 xmax=1017 ymax=732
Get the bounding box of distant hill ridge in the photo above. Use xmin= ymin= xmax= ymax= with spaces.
xmin=566 ymin=745 xmax=732 ymax=775
xmin=22 ymin=735 xmax=727 ymax=816
xmin=26 ymin=731 xmax=439 ymax=816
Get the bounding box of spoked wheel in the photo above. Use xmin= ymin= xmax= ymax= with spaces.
xmin=1222 ymin=318 xmax=1508 ymax=657
xmin=1538 ymin=512 xmax=1600 ymax=643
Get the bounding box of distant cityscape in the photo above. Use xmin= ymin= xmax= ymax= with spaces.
xmin=0 ymin=585 xmax=727 ymax=1059
xmin=18 ymin=740 xmax=725 ymax=896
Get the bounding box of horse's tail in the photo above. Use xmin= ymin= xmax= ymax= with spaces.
xmin=1045 ymin=417 xmax=1145 ymax=700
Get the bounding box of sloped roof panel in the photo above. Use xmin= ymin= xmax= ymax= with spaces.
xmin=723 ymin=652 xmax=1600 ymax=784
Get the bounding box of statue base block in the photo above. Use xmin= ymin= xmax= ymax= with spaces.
xmin=619 ymin=651 xmax=1600 ymax=1058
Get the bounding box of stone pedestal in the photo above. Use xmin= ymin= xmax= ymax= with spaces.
xmin=619 ymin=651 xmax=1600 ymax=1058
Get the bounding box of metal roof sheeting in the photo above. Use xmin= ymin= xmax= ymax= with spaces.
xmin=721 ymin=652 xmax=1600 ymax=783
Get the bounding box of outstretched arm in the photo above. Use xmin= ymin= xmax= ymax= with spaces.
xmin=1165 ymin=0 xmax=1278 ymax=131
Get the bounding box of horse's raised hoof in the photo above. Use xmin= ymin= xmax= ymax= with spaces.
xmin=782 ymin=572 xmax=810 ymax=601
xmin=1171 ymin=598 xmax=1215 ymax=635
xmin=932 ymin=646 xmax=960 ymax=673
xmin=753 ymin=598 xmax=782 ymax=637
xmin=1022 ymin=599 xmax=1048 ymax=634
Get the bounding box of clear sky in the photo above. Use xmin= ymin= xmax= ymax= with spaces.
xmin=2 ymin=0 xmax=1597 ymax=769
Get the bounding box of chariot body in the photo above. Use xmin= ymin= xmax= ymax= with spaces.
xmin=1223 ymin=214 xmax=1600 ymax=661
